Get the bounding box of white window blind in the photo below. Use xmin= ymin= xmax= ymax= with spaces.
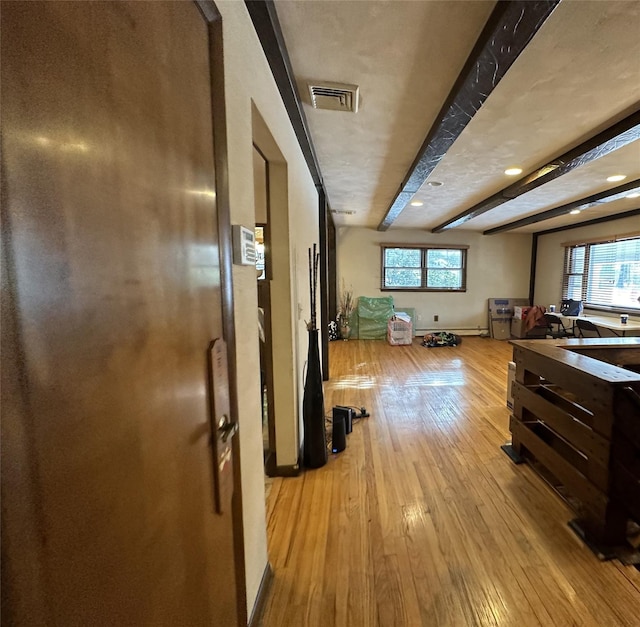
xmin=562 ymin=236 xmax=640 ymax=311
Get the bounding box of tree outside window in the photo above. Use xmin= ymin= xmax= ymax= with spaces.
xmin=381 ymin=245 xmax=467 ymax=291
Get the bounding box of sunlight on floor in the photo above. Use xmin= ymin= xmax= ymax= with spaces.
xmin=329 ymin=375 xmax=376 ymax=389
xmin=329 ymin=369 xmax=466 ymax=389
xmin=397 ymin=370 xmax=466 ymax=387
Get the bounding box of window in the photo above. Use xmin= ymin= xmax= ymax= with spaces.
xmin=562 ymin=236 xmax=640 ymax=311
xmin=381 ymin=245 xmax=467 ymax=291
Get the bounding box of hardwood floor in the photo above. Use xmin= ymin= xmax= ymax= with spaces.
xmin=260 ymin=337 xmax=640 ymax=626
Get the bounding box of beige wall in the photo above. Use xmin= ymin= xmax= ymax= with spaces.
xmin=534 ymin=215 xmax=640 ymax=323
xmin=217 ymin=2 xmax=640 ymax=616
xmin=217 ymin=1 xmax=320 ymax=617
xmin=338 ymin=227 xmax=532 ymax=332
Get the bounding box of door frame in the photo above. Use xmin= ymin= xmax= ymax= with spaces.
xmin=195 ymin=2 xmax=247 ymax=622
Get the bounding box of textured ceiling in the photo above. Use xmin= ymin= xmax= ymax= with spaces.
xmin=275 ymin=0 xmax=640 ymax=234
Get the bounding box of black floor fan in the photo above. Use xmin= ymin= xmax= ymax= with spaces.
xmin=302 ymin=244 xmax=328 ymax=469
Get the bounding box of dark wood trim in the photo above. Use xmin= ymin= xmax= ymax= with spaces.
xmin=244 ymin=0 xmax=323 ymax=188
xmin=253 ymin=142 xmax=272 ymax=281
xmin=272 ymin=463 xmax=301 ymax=477
xmin=200 ymin=3 xmax=248 ymax=624
xmin=433 ymin=110 xmax=640 ymax=232
xmin=253 ymin=145 xmax=271 ymax=282
xmin=257 ymin=281 xmax=276 ymax=472
xmin=380 ymin=288 xmax=468 ymax=295
xmin=377 ymin=0 xmax=561 ymax=231
xmin=529 ymin=232 xmax=538 ymax=306
xmin=319 ymin=187 xmax=329 ymax=381
xmin=194 ymin=0 xmax=219 ymax=21
xmin=328 ymin=216 xmax=337 ymax=321
xmin=381 ymin=243 xmax=470 ymax=250
xmin=483 ymin=180 xmax=640 ymax=234
xmin=248 ymin=563 xmax=274 ymax=627
xmin=534 ymin=208 xmax=640 ymax=237
xmin=267 ymin=441 xmax=302 ymax=477
xmin=252 ymin=141 xmax=269 ymax=163
xmin=263 ymin=450 xmax=277 ymax=477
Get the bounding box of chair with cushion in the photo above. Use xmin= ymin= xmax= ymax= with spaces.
xmin=543 ymin=313 xmax=574 ymax=339
xmin=575 ymin=318 xmax=601 ymax=338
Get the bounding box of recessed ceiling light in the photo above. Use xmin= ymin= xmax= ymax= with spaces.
xmin=625 ymin=192 xmax=640 ymax=198
xmin=569 ymin=209 xmax=581 ymax=215
xmin=607 ymin=174 xmax=626 ymax=182
xmin=410 ymin=201 xmax=424 ymax=207
xmin=505 ymin=167 xmax=523 ymax=176
xmin=426 ymin=181 xmax=443 ymax=187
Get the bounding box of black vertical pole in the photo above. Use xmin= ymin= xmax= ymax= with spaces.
xmin=318 ymin=186 xmax=330 ymax=381
xmin=529 ymin=233 xmax=538 ymax=305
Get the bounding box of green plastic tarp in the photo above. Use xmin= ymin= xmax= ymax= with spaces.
xmin=357 ymin=296 xmax=394 ymax=340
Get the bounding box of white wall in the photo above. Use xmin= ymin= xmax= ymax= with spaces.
xmin=217 ymin=1 xmax=320 ymax=617
xmin=534 ymin=214 xmax=640 ymax=323
xmin=338 ymin=227 xmax=532 ymax=333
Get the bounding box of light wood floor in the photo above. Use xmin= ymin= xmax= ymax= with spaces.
xmin=260 ymin=337 xmax=640 ymax=626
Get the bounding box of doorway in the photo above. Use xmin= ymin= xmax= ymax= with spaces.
xmin=253 ymin=145 xmax=279 ymax=477
xmin=252 ymin=105 xmax=301 ymax=476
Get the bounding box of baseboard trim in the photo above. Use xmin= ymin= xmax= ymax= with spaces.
xmin=415 ymin=329 xmax=487 ymax=336
xmin=271 ymin=463 xmax=300 ymax=477
xmin=248 ymin=562 xmax=274 ymax=627
xmin=265 ymin=444 xmax=302 ymax=477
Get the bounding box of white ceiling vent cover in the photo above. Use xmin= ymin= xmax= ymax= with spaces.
xmin=308 ymin=82 xmax=359 ymax=113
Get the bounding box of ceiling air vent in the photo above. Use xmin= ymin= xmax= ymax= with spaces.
xmin=308 ymin=82 xmax=359 ymax=113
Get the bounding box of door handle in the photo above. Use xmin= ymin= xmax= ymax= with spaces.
xmin=217 ymin=415 xmax=238 ymax=443
xmin=208 ymin=338 xmax=234 ymax=514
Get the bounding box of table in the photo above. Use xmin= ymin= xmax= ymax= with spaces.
xmin=561 ymin=314 xmax=640 ymax=337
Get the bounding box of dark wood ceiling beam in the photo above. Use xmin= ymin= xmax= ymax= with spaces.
xmin=377 ymin=0 xmax=561 ymax=231
xmin=534 ymin=208 xmax=640 ymax=237
xmin=245 ymin=0 xmax=323 ymax=188
xmin=432 ymin=110 xmax=640 ymax=232
xmin=483 ymin=179 xmax=640 ymax=234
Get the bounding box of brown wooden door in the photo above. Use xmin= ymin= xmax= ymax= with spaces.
xmin=1 ymin=1 xmax=239 ymax=624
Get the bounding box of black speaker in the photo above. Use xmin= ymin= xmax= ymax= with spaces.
xmin=332 ymin=415 xmax=346 ymax=453
xmin=333 ymin=406 xmax=353 ymax=434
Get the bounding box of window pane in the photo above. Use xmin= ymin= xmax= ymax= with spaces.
xmin=385 ymin=268 xmax=421 ymax=287
xmin=586 ymin=239 xmax=640 ymax=309
xmin=566 ymin=275 xmax=583 ymax=300
xmin=568 ymin=246 xmax=585 ymax=273
xmin=381 ymin=245 xmax=467 ymax=291
xmin=427 ymin=248 xmax=462 ymax=268
xmin=427 ymin=268 xmax=462 ymax=289
xmin=384 ymin=248 xmax=421 ymax=268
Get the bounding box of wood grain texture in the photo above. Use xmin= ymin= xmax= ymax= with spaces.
xmin=260 ymin=337 xmax=640 ymax=626
xmin=1 ymin=2 xmax=238 ymax=624
xmin=511 ymin=339 xmax=639 ymax=544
